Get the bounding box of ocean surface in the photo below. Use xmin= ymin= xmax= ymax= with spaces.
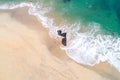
xmin=0 ymin=0 xmax=120 ymax=72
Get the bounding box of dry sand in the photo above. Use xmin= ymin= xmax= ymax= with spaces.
xmin=0 ymin=7 xmax=119 ymax=80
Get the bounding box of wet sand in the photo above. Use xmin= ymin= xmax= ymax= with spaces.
xmin=0 ymin=7 xmax=119 ymax=80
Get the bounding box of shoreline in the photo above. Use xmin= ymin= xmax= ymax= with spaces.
xmin=0 ymin=6 xmax=120 ymax=80
xmin=1 ymin=2 xmax=120 ymax=73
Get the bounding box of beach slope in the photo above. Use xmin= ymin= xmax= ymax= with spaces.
xmin=0 ymin=7 xmax=118 ymax=80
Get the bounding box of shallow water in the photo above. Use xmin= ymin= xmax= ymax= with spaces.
xmin=50 ymin=0 xmax=120 ymax=36
xmin=0 ymin=0 xmax=120 ymax=73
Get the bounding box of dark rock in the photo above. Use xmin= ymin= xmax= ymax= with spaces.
xmin=61 ymin=33 xmax=66 ymax=37
xmin=57 ymin=30 xmax=67 ymax=46
xmin=62 ymin=37 xmax=66 ymax=46
xmin=57 ymin=30 xmax=62 ymax=36
xmin=57 ymin=30 xmax=66 ymax=37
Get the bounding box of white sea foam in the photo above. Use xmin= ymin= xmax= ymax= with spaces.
xmin=0 ymin=2 xmax=33 ymax=9
xmin=64 ymin=25 xmax=120 ymax=71
xmin=0 ymin=2 xmax=120 ymax=72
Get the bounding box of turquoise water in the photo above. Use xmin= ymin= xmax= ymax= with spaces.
xmin=1 ymin=0 xmax=120 ymax=73
xmin=1 ymin=0 xmax=120 ymax=35
xmin=50 ymin=0 xmax=120 ymax=36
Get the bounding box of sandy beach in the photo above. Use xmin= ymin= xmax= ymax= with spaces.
xmin=0 ymin=7 xmax=119 ymax=80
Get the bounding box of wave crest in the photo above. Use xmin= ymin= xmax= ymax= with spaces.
xmin=0 ymin=2 xmax=120 ymax=72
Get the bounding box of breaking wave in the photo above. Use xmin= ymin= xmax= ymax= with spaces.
xmin=0 ymin=2 xmax=120 ymax=72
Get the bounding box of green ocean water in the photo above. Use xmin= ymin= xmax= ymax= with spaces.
xmin=1 ymin=0 xmax=120 ymax=36
xmin=1 ymin=0 xmax=120 ymax=74
xmin=50 ymin=0 xmax=120 ymax=36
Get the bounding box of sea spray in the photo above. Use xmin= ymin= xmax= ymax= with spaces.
xmin=0 ymin=2 xmax=120 ymax=72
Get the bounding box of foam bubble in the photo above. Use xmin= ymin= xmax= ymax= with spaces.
xmin=0 ymin=2 xmax=33 ymax=9
xmin=0 ymin=2 xmax=120 ymax=72
xmin=62 ymin=23 xmax=120 ymax=72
